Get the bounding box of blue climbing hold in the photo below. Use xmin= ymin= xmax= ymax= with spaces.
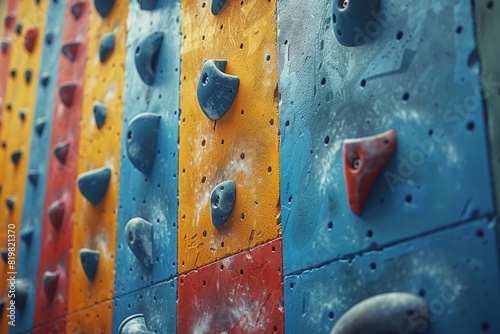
xmin=138 ymin=0 xmax=158 ymax=10
xmin=40 ymin=72 xmax=50 ymax=87
xmin=93 ymin=102 xmax=107 ymax=129
xmin=332 ymin=0 xmax=381 ymax=46
xmin=79 ymin=248 xmax=100 ymax=281
xmin=45 ymin=32 xmax=53 ymax=45
xmin=35 ymin=118 xmax=46 ymax=136
xmin=125 ymin=218 xmax=154 ymax=269
xmin=15 ymin=279 xmax=29 ymax=311
xmin=211 ymin=0 xmax=227 ymax=15
xmin=21 ymin=226 xmax=33 ymax=245
xmin=126 ymin=113 xmax=161 ymax=174
xmin=197 ymin=60 xmax=240 ymax=121
xmin=99 ymin=32 xmax=115 ymax=63
xmin=15 ymin=23 xmax=22 ymax=35
xmin=25 ymin=69 xmax=32 ymax=84
xmin=77 ymin=167 xmax=111 ymax=205
xmin=5 ymin=196 xmax=14 ymax=211
xmin=28 ymin=169 xmax=39 ymax=186
xmin=19 ymin=110 xmax=26 ymax=121
xmin=11 ymin=150 xmax=22 ymax=165
xmin=94 ymin=0 xmax=115 ymax=18
xmin=135 ymin=32 xmax=163 ymax=85
xmin=54 ymin=141 xmax=70 ymax=163
xmin=210 ymin=180 xmax=236 ymax=227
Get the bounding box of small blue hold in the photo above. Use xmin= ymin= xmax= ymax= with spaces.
xmin=210 ymin=180 xmax=236 ymax=227
xmin=126 ymin=113 xmax=161 ymax=174
xmin=19 ymin=110 xmax=26 ymax=122
xmin=35 ymin=118 xmax=46 ymax=136
xmin=40 ymin=72 xmax=50 ymax=87
xmin=138 ymin=0 xmax=158 ymax=10
xmin=80 ymin=248 xmax=100 ymax=281
xmin=93 ymin=102 xmax=107 ymax=129
xmin=45 ymin=32 xmax=53 ymax=45
xmin=25 ymin=69 xmax=32 ymax=84
xmin=11 ymin=150 xmax=22 ymax=165
xmin=5 ymin=196 xmax=14 ymax=211
xmin=94 ymin=0 xmax=115 ymax=18
xmin=21 ymin=226 xmax=33 ymax=245
xmin=99 ymin=32 xmax=115 ymax=63
xmin=135 ymin=32 xmax=164 ymax=86
xmin=211 ymin=0 xmax=227 ymax=15
xmin=77 ymin=167 xmax=111 ymax=205
xmin=28 ymin=170 xmax=39 ymax=186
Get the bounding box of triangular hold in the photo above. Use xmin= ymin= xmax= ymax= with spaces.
xmin=42 ymin=271 xmax=59 ymax=299
xmin=28 ymin=170 xmax=39 ymax=186
xmin=135 ymin=32 xmax=164 ymax=85
xmin=40 ymin=72 xmax=50 ymax=87
xmin=126 ymin=113 xmax=161 ymax=174
xmin=99 ymin=32 xmax=115 ymax=63
xmin=211 ymin=0 xmax=227 ymax=15
xmin=21 ymin=226 xmax=33 ymax=245
xmin=15 ymin=279 xmax=29 ymax=311
xmin=35 ymin=118 xmax=46 ymax=136
xmin=53 ymin=141 xmax=70 ymax=164
xmin=62 ymin=41 xmax=80 ymax=62
xmin=24 ymin=26 xmax=38 ymax=53
xmin=48 ymin=198 xmax=65 ymax=230
xmin=71 ymin=1 xmax=86 ymax=20
xmin=77 ymin=167 xmax=111 ymax=205
xmin=93 ymin=102 xmax=106 ymax=129
xmin=125 ymin=218 xmax=153 ymax=268
xmin=59 ymin=82 xmax=77 ymax=107
xmin=343 ymin=129 xmax=397 ymax=216
xmin=79 ymin=248 xmax=100 ymax=281
xmin=5 ymin=197 xmax=14 ymax=211
xmin=11 ymin=150 xmax=22 ymax=165
xmin=94 ymin=0 xmax=116 ymax=18
xmin=25 ymin=69 xmax=32 ymax=84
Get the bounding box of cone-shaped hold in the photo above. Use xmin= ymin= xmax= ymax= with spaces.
xmin=21 ymin=226 xmax=33 ymax=245
xmin=11 ymin=150 xmax=22 ymax=165
xmin=332 ymin=0 xmax=381 ymax=47
xmin=1 ymin=40 xmax=9 ymax=54
xmin=25 ymin=69 xmax=32 ymax=84
xmin=15 ymin=23 xmax=22 ymax=35
xmin=28 ymin=170 xmax=39 ymax=186
xmin=126 ymin=113 xmax=161 ymax=174
xmin=71 ymin=1 xmax=85 ymax=20
xmin=59 ymin=82 xmax=77 ymax=107
xmin=24 ymin=26 xmax=38 ymax=52
xmin=135 ymin=32 xmax=163 ymax=85
xmin=15 ymin=279 xmax=29 ymax=311
xmin=45 ymin=32 xmax=53 ymax=45
xmin=138 ymin=0 xmax=158 ymax=10
xmin=62 ymin=41 xmax=80 ymax=62
xmin=125 ymin=218 xmax=153 ymax=268
xmin=93 ymin=102 xmax=106 ymax=129
xmin=42 ymin=271 xmax=59 ymax=299
xmin=35 ymin=118 xmax=46 ymax=136
xmin=48 ymin=198 xmax=65 ymax=230
xmin=4 ymin=13 xmax=15 ymax=28
xmin=5 ymin=196 xmax=15 ymax=211
xmin=54 ymin=141 xmax=70 ymax=164
xmin=211 ymin=0 xmax=227 ymax=15
xmin=1 ymin=250 xmax=7 ymax=262
xmin=119 ymin=314 xmax=155 ymax=334
xmin=197 ymin=60 xmax=239 ymax=121
xmin=94 ymin=0 xmax=115 ymax=18
xmin=19 ymin=110 xmax=26 ymax=121
xmin=210 ymin=180 xmax=236 ymax=227
xmin=40 ymin=72 xmax=50 ymax=87
xmin=10 ymin=69 xmax=16 ymax=78
xmin=80 ymin=248 xmax=100 ymax=281
xmin=343 ymin=129 xmax=397 ymax=216
xmin=99 ymin=32 xmax=115 ymax=63
xmin=330 ymin=293 xmax=427 ymax=334
xmin=77 ymin=167 xmax=111 ymax=205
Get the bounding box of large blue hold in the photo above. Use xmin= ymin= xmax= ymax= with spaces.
xmin=138 ymin=0 xmax=158 ymax=10
xmin=79 ymin=248 xmax=100 ymax=282
xmin=99 ymin=32 xmax=115 ymax=63
xmin=77 ymin=167 xmax=111 ymax=205
xmin=134 ymin=32 xmax=163 ymax=86
xmin=125 ymin=113 xmax=161 ymax=174
xmin=211 ymin=0 xmax=227 ymax=15
xmin=210 ymin=180 xmax=236 ymax=227
xmin=94 ymin=0 xmax=115 ymax=18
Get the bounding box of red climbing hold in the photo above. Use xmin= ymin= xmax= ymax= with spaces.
xmin=48 ymin=198 xmax=65 ymax=230
xmin=71 ymin=1 xmax=86 ymax=20
xmin=24 ymin=27 xmax=38 ymax=53
xmin=53 ymin=141 xmax=70 ymax=164
xmin=4 ymin=14 xmax=15 ymax=28
xmin=61 ymin=41 xmax=80 ymax=62
xmin=59 ymin=82 xmax=77 ymax=107
xmin=342 ymin=129 xmax=397 ymax=216
xmin=42 ymin=271 xmax=59 ymax=299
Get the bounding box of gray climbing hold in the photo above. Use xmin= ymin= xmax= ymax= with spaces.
xmin=28 ymin=169 xmax=39 ymax=186
xmin=21 ymin=226 xmax=33 ymax=245
xmin=62 ymin=41 xmax=79 ymax=62
xmin=40 ymin=72 xmax=50 ymax=87
xmin=35 ymin=118 xmax=46 ymax=136
xmin=11 ymin=150 xmax=22 ymax=165
xmin=93 ymin=102 xmax=107 ymax=129
xmin=330 ymin=293 xmax=428 ymax=334
xmin=99 ymin=32 xmax=115 ymax=63
xmin=197 ymin=60 xmax=239 ymax=121
xmin=25 ymin=69 xmax=32 ymax=84
xmin=15 ymin=279 xmax=29 ymax=311
xmin=94 ymin=0 xmax=115 ymax=18
xmin=135 ymin=32 xmax=163 ymax=85
xmin=80 ymin=248 xmax=100 ymax=281
xmin=138 ymin=0 xmax=158 ymax=10
xmin=77 ymin=167 xmax=111 ymax=205
xmin=125 ymin=217 xmax=153 ymax=268
xmin=126 ymin=113 xmax=160 ymax=174
xmin=119 ymin=314 xmax=155 ymax=334
xmin=5 ymin=196 xmax=14 ymax=211
xmin=211 ymin=0 xmax=227 ymax=15
xmin=332 ymin=0 xmax=381 ymax=47
xmin=59 ymin=82 xmax=77 ymax=107
xmin=42 ymin=271 xmax=59 ymax=299
xmin=54 ymin=141 xmax=69 ymax=163
xmin=71 ymin=1 xmax=85 ymax=20
xmin=210 ymin=180 xmax=236 ymax=227
xmin=48 ymin=198 xmax=65 ymax=230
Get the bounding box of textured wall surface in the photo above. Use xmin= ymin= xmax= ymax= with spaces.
xmin=0 ymin=0 xmax=499 ymax=333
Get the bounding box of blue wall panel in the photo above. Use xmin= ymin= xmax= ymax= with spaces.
xmin=278 ymin=0 xmax=494 ymax=275
xmin=14 ymin=1 xmax=66 ymax=332
xmin=285 ymin=218 xmax=500 ymax=333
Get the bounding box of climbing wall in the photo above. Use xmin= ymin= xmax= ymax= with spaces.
xmin=0 ymin=0 xmax=499 ymax=333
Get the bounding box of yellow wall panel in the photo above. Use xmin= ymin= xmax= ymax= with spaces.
xmin=179 ymin=0 xmax=280 ymax=273
xmin=66 ymin=300 xmax=113 ymax=333
xmin=67 ymin=0 xmax=128 ymax=323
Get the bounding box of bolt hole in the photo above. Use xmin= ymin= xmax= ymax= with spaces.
xmin=467 ymin=121 xmax=475 ymax=131
xmin=135 ymin=46 xmax=140 ymax=55
xmin=327 ymin=221 xmax=333 ymax=230
xmin=240 ymin=152 xmax=245 ymax=159
xmin=270 ymin=118 xmax=274 ymax=125
xmin=456 ymin=26 xmax=463 ymax=34
xmin=321 ymin=77 xmax=326 ymax=86
xmin=127 ymin=131 xmax=133 ymax=141
xmin=405 ymin=194 xmax=413 ymax=203
xmin=337 ymin=29 xmax=342 ymax=36
xmin=487 ymin=1 xmax=494 ymax=9
xmin=266 ymin=54 xmax=271 ymax=61
xmin=360 ymin=79 xmax=366 ymax=87
xmin=202 ymin=230 xmax=207 ymax=237
xmin=324 ymin=136 xmax=330 ymax=144
xmin=366 ymin=230 xmax=373 ymax=238
xmin=272 ymin=246 xmax=276 ymax=252
xmin=128 ymin=231 xmax=134 ymax=242
xmin=201 ymin=139 xmax=206 ymax=147
xmin=419 ymin=289 xmax=426 ymax=297
xmin=240 ymin=269 xmax=244 ymax=275
xmin=332 ymin=14 xmax=337 ymax=24
xmin=202 ymin=280 xmax=206 ymax=286
xmin=396 ymin=31 xmax=403 ymax=40
xmin=402 ymin=92 xmax=410 ymax=101
xmin=481 ymin=321 xmax=490 ymax=331
xmin=476 ymin=229 xmax=484 ymax=238
xmin=201 ymin=176 xmax=206 ymax=183
xmin=370 ymin=262 xmax=377 ymax=270
xmin=268 ymin=166 xmax=272 ymax=173
xmin=353 ymin=158 xmax=361 ymax=169
xmin=328 ymin=311 xmax=334 ymax=319
xmin=240 ymin=43 xmax=244 ymax=49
